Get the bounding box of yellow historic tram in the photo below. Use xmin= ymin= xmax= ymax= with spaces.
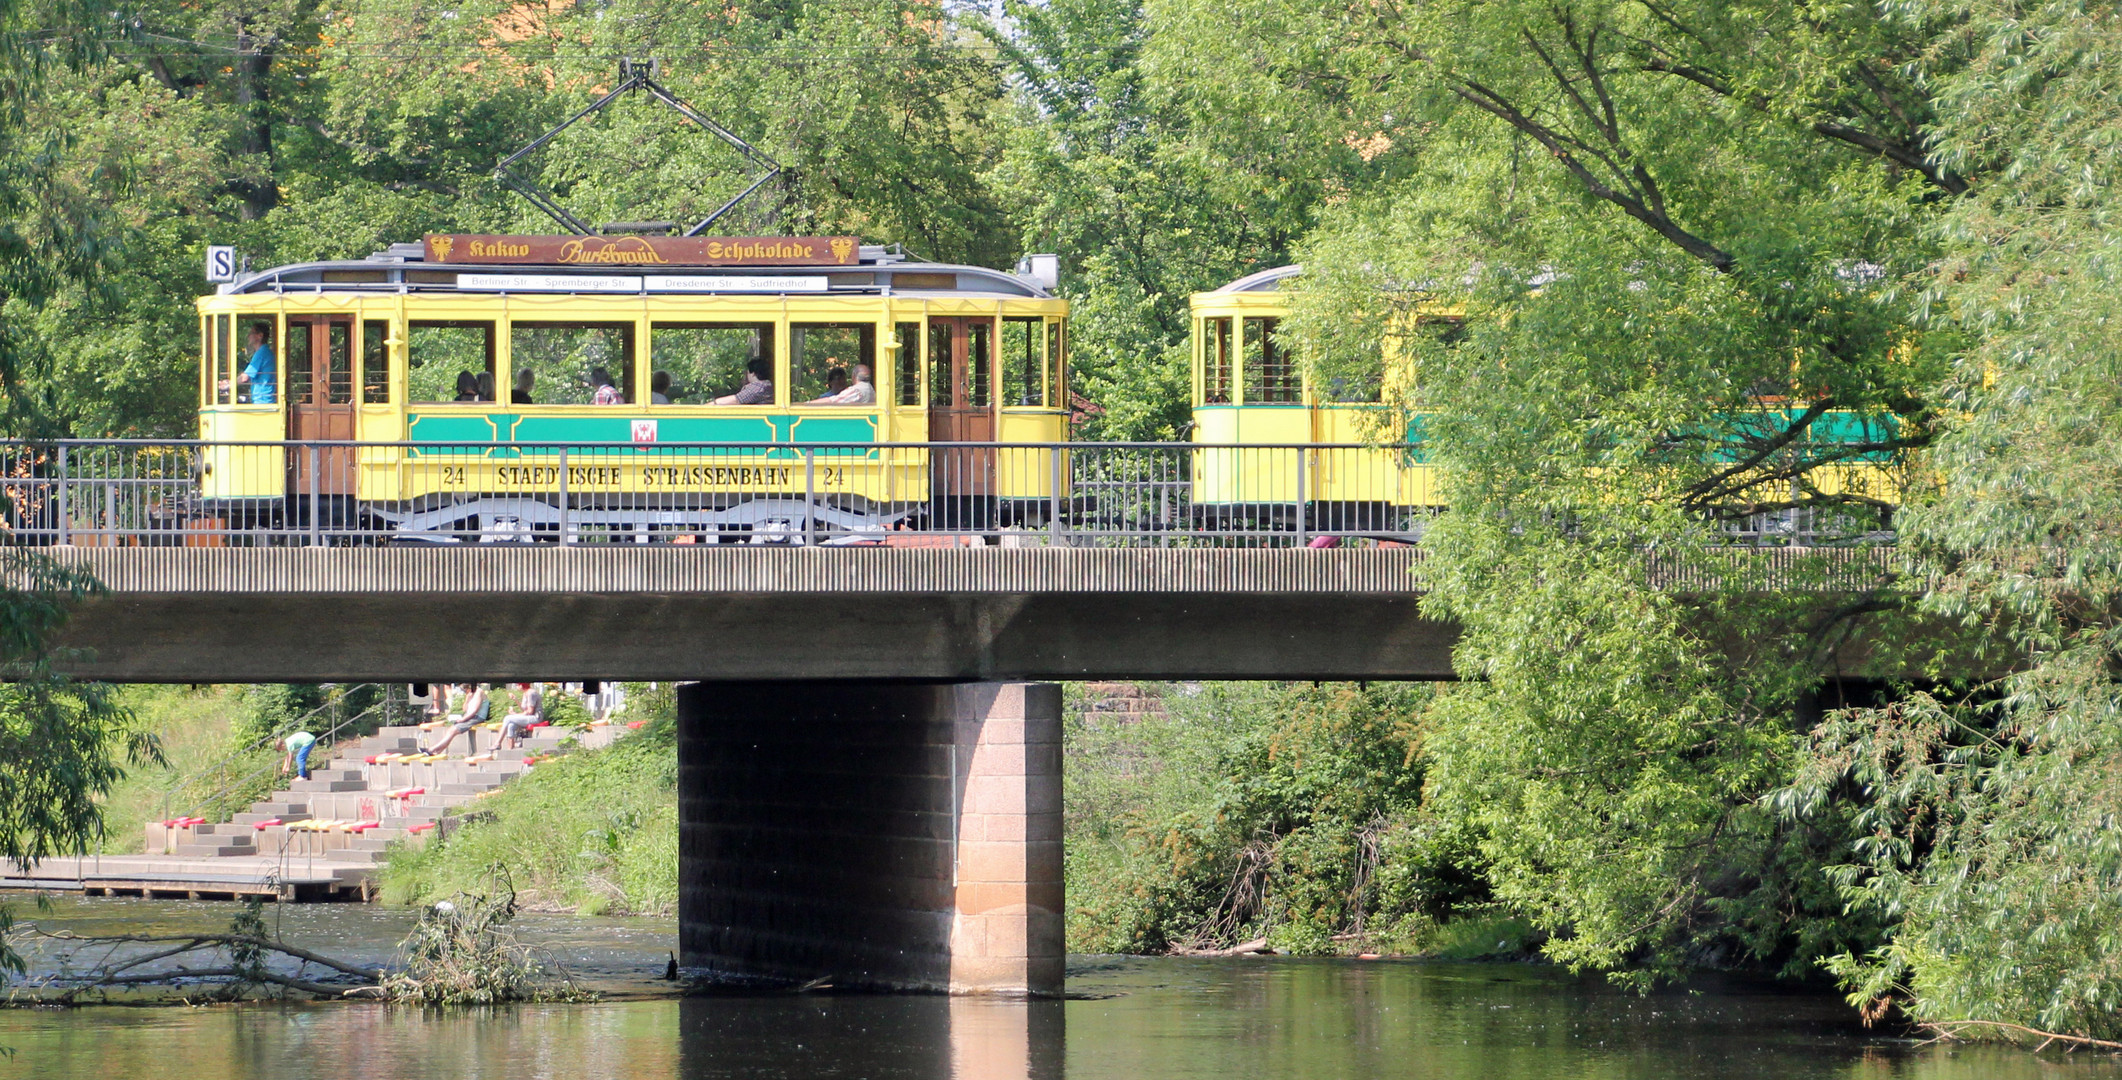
xmin=196 ymin=234 xmax=1068 ymax=539
xmin=1187 ymin=266 xmax=1906 ymax=538
xmin=1188 ymin=265 xmax=1436 ymax=532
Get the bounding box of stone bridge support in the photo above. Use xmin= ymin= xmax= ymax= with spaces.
xmin=677 ymin=681 xmax=1063 ymax=995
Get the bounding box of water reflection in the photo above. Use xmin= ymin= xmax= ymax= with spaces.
xmin=0 ymin=955 xmax=2115 ymax=1079
xmin=677 ymin=996 xmax=1062 ymax=1079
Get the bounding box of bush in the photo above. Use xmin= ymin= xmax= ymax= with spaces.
xmin=1065 ymin=682 xmax=1450 ymax=954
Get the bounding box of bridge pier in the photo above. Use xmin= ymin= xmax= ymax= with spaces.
xmin=677 ymin=680 xmax=1063 ymax=995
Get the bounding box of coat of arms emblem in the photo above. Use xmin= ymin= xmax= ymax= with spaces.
xmin=429 ymin=235 xmax=454 ymax=262
xmin=829 ymin=237 xmax=855 ymax=263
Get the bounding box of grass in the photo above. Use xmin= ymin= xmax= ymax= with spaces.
xmin=376 ymin=716 xmax=680 ymax=915
xmin=94 ymin=685 xmax=266 ymax=852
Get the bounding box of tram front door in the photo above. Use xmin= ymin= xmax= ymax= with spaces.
xmin=285 ymin=315 xmax=357 ymax=498
xmin=925 ymin=316 xmax=997 ymax=526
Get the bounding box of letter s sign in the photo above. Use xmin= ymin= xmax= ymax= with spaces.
xmin=205 ymin=245 xmax=238 ymax=283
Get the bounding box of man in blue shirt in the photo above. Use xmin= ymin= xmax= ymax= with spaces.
xmin=239 ymin=322 xmax=276 ymax=404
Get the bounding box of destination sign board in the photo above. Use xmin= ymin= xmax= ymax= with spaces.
xmin=455 ymin=274 xmax=832 ymax=293
xmin=425 ymin=233 xmax=860 ymax=267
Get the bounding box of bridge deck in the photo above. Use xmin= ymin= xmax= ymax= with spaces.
xmin=39 ymin=546 xmax=1897 ymax=683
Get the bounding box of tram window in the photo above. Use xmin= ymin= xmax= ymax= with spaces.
xmin=212 ymin=315 xmax=234 ymax=405
xmin=1048 ymin=320 xmax=1066 ymax=409
xmin=895 ymin=321 xmax=921 ymax=406
xmin=512 ymin=322 xmax=635 ymax=405
xmin=966 ymin=319 xmax=992 ymax=408
xmin=326 ymin=322 xmax=353 ymax=404
xmin=361 ymin=321 xmax=390 ymax=404
xmin=1002 ymin=317 xmax=1043 ymax=407
xmin=791 ymin=323 xmax=875 ymax=404
xmin=928 ymin=321 xmax=954 ymax=407
xmin=407 ymin=321 xmax=496 ymax=404
xmin=1243 ymin=316 xmax=1297 ymax=403
xmin=651 ymin=323 xmax=773 ymax=405
xmin=1203 ymin=317 xmax=1233 ymax=404
xmin=286 ymin=321 xmax=313 ymax=406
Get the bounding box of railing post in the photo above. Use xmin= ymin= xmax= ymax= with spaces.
xmin=1048 ymin=444 xmax=1064 ymax=545
xmin=308 ymin=444 xmax=322 ymax=546
xmin=1295 ymin=446 xmax=1309 ymax=547
xmin=558 ymin=447 xmax=572 ymax=545
xmin=803 ymin=447 xmax=816 ymax=547
xmin=54 ymin=444 xmax=68 ymax=545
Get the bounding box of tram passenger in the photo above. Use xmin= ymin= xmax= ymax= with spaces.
xmin=452 ymin=372 xmax=480 ymax=402
xmin=712 ymin=358 xmax=774 ymax=405
xmin=422 ymin=682 xmax=489 ymax=756
xmin=476 ymin=371 xmax=497 ymax=403
xmin=236 ymin=323 xmax=276 ymax=405
xmin=512 ymin=368 xmax=535 ymax=405
xmin=815 ymin=363 xmax=875 ymax=405
xmin=591 ymin=366 xmax=624 ymax=405
xmin=649 ymin=370 xmax=672 ymax=405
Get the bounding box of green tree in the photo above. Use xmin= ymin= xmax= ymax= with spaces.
xmin=1792 ymin=1 xmax=2122 ymax=1044
xmin=1135 ymin=0 xmax=1962 ymax=981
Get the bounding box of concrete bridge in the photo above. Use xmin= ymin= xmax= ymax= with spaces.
xmin=38 ymin=542 xmax=1905 ymax=998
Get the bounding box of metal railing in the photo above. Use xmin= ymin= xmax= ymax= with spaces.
xmin=0 ymin=439 xmax=1890 ymax=548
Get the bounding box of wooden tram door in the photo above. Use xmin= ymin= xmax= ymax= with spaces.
xmin=285 ymin=315 xmax=357 ymax=497
xmin=926 ymin=316 xmax=997 ymax=522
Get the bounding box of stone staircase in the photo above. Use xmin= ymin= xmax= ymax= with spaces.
xmin=4 ymin=721 xmax=627 ymax=902
xmin=146 ymin=722 xmax=625 ymax=865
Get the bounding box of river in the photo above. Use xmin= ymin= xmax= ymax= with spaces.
xmin=0 ymin=898 xmax=2115 ymax=1079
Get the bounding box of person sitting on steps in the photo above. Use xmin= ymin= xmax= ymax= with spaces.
xmin=423 ymin=682 xmax=489 ymax=756
xmin=498 ymin=682 xmax=546 ymax=750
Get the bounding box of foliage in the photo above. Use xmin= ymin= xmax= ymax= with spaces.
xmin=1779 ymin=1 xmax=2122 ymax=1044
xmin=381 ymin=869 xmax=592 ymax=1005
xmin=1065 ymin=682 xmax=1442 ymax=954
xmin=379 ymin=716 xmax=679 ymax=916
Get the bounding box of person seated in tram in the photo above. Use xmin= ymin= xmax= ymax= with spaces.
xmin=712 ymin=358 xmax=774 ymax=405
xmin=452 ymin=372 xmax=480 ymax=402
xmin=810 ymin=366 xmax=849 ymax=402
xmin=512 ymin=368 xmax=535 ymax=405
xmin=808 ymin=363 xmax=874 ymax=405
xmin=590 ymin=366 xmax=624 ymax=404
xmin=649 ymin=370 xmax=673 ymax=405
xmin=476 ymin=371 xmax=497 ymax=403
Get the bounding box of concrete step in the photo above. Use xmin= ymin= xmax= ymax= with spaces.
xmin=288 ymin=779 xmax=367 ymax=793
xmin=174 ymin=841 xmax=254 ymax=856
xmin=231 ymin=811 xmax=309 ymax=826
xmin=437 ymin=782 xmax=500 ymax=796
xmin=249 ymin=801 xmax=311 ymax=817
xmin=305 ymin=768 xmax=366 ymax=783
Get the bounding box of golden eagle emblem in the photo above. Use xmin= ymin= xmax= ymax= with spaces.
xmin=829 ymin=237 xmax=855 ymax=263
xmin=429 ymin=235 xmax=454 ymax=262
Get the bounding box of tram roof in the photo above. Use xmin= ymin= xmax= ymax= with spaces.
xmin=1213 ymin=265 xmax=1302 ymax=293
xmin=215 ymin=242 xmax=1057 ymax=300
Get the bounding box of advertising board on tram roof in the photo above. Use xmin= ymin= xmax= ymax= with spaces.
xmin=423 ymin=233 xmax=861 ymax=267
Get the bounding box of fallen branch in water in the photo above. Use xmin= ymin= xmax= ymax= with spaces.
xmin=17 ymin=926 xmax=381 ymax=1002
xmin=1171 ymin=937 xmax=1271 ymax=958
xmin=1921 ymin=1020 xmax=2122 ymax=1052
xmin=31 ymin=931 xmax=382 ymax=981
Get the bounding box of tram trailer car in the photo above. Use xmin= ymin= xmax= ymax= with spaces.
xmin=197 ymin=236 xmax=1069 ymax=541
xmin=1187 ymin=266 xmax=1906 ymax=538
